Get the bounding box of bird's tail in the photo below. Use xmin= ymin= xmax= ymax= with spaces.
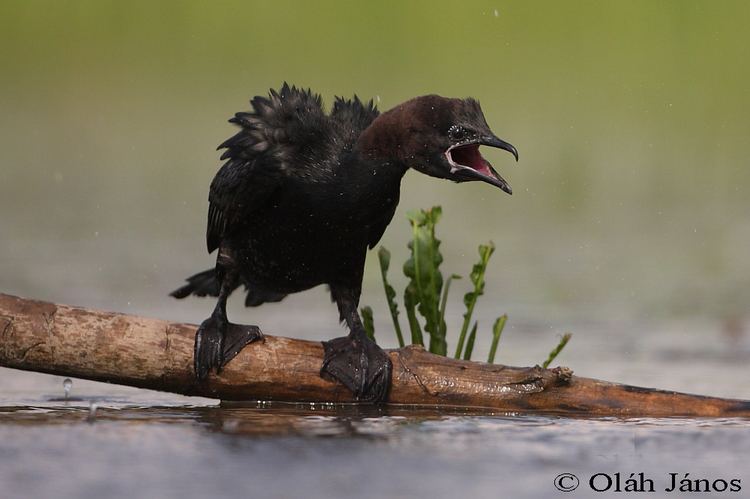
xmin=170 ymin=268 xmax=289 ymax=307
xmin=170 ymin=269 xmax=220 ymax=299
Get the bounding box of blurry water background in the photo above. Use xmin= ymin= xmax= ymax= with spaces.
xmin=1 ymin=2 xmax=749 ymax=498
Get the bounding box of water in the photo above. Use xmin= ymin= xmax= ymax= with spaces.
xmin=2 ymin=2 xmax=750 ymax=498
xmin=1 ymin=318 xmax=748 ymax=499
xmin=0 ymin=400 xmax=748 ymax=499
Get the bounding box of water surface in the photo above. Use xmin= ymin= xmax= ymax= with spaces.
xmin=2 ymin=317 xmax=748 ymax=499
xmin=2 ymin=2 xmax=750 ymax=498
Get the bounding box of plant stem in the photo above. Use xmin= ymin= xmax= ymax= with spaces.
xmin=542 ymin=333 xmax=572 ymax=368
xmin=404 ymin=294 xmax=424 ymax=346
xmin=360 ymin=306 xmax=375 ymax=342
xmin=463 ymin=321 xmax=478 ymax=361
xmin=378 ymin=246 xmax=405 ymax=347
xmin=454 ymin=243 xmax=494 ymax=359
xmin=488 ymin=314 xmax=507 ymax=363
xmin=438 ymin=273 xmax=460 ymax=345
xmin=404 ymin=214 xmax=425 ymax=347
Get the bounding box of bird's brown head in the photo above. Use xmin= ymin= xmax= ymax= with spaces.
xmin=357 ymin=94 xmax=518 ymax=194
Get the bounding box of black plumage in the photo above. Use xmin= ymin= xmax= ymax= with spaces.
xmin=172 ymin=83 xmax=518 ymax=402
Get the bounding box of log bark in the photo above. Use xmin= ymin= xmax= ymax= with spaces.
xmin=0 ymin=293 xmax=748 ymax=417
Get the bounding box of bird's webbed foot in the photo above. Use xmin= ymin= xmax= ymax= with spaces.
xmin=321 ymin=333 xmax=392 ymax=403
xmin=194 ymin=312 xmax=264 ymax=381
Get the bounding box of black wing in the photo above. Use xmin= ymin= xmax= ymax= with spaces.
xmin=206 ymin=157 xmax=280 ymax=253
xmin=206 ymin=83 xmax=336 ymax=253
xmin=330 ymin=95 xmax=379 ymax=143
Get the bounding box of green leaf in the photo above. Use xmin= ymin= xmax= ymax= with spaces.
xmin=403 ymin=281 xmax=424 ymax=346
xmin=454 ymin=242 xmax=495 ymax=359
xmin=542 ymin=333 xmax=572 ymax=368
xmin=438 ymin=273 xmax=461 ymax=343
xmin=361 ymin=306 xmax=375 ymax=342
xmin=463 ymin=321 xmax=478 ymax=361
xmin=403 ymin=206 xmax=446 ymax=355
xmin=378 ymin=246 xmax=405 ymax=347
xmin=488 ymin=314 xmax=507 ymax=363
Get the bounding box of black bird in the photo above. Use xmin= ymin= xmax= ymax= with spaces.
xmin=171 ymin=84 xmax=518 ymax=403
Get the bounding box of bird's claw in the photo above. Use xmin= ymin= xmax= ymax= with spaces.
xmin=194 ymin=315 xmax=263 ymax=381
xmin=321 ymin=335 xmax=392 ymax=403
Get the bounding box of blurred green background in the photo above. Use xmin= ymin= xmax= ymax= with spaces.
xmin=1 ymin=0 xmax=748 ymax=340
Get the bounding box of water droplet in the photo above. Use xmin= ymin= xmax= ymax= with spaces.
xmin=87 ymin=402 xmax=98 ymax=422
xmin=63 ymin=378 xmax=72 ymax=399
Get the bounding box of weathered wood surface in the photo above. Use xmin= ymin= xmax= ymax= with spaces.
xmin=1 ymin=293 xmax=748 ymax=417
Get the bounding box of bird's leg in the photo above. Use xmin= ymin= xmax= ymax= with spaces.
xmin=194 ymin=252 xmax=263 ymax=381
xmin=321 ymin=286 xmax=392 ymax=403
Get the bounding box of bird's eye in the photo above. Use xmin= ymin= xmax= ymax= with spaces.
xmin=449 ymin=125 xmax=470 ymax=142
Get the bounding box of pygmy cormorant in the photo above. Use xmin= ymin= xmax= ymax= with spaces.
xmin=171 ymin=84 xmax=518 ymax=403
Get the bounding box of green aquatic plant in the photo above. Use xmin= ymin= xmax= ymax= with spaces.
xmin=454 ymin=242 xmax=494 ymax=359
xmin=377 ymin=247 xmax=405 ymax=348
xmin=403 ymin=207 xmax=446 ymax=355
xmin=487 ymin=314 xmax=507 ymax=363
xmin=361 ymin=305 xmax=375 ymax=342
xmin=542 ymin=333 xmax=572 ymax=368
xmin=363 ymin=206 xmax=572 ymax=367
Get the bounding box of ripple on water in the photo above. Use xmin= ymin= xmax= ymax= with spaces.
xmin=0 ymin=399 xmax=748 ymax=499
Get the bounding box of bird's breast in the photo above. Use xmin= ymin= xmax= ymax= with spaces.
xmin=228 ymin=167 xmax=401 ymax=290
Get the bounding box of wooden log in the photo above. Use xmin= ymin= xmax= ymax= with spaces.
xmin=0 ymin=292 xmax=748 ymax=417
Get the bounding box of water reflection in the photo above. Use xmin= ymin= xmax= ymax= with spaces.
xmin=0 ymin=403 xmax=747 ymax=439
xmin=1 ymin=402 xmax=749 ymax=499
xmin=0 ymin=403 xmax=495 ymax=438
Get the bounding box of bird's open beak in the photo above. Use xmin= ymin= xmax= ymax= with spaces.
xmin=445 ymin=134 xmax=518 ymax=195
